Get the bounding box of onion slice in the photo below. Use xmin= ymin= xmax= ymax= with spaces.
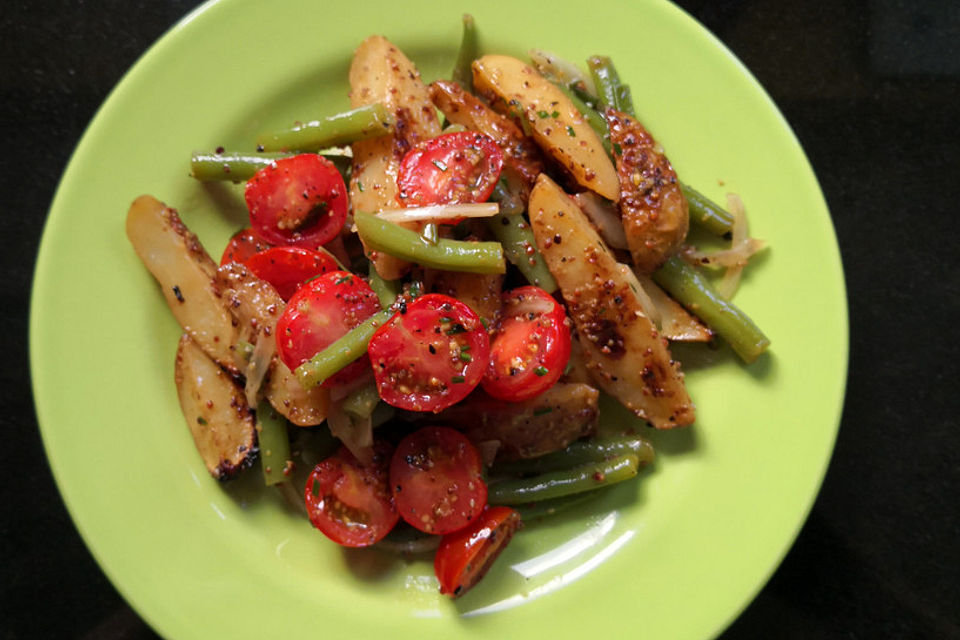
xmin=375 ymin=202 xmax=499 ymax=224
xmin=573 ymin=192 xmax=628 ymax=250
xmin=528 ymin=48 xmax=598 ymax=97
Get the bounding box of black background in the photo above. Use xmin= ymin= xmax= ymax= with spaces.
xmin=2 ymin=1 xmax=958 ymax=638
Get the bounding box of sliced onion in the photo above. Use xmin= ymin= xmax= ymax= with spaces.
xmin=618 ymin=263 xmax=662 ymax=328
xmin=573 ymin=192 xmax=629 ymax=250
xmin=528 ymin=48 xmax=597 ymax=97
xmin=326 ymin=403 xmax=374 ymax=466
xmin=717 ymin=193 xmax=749 ymax=299
xmin=243 ymin=336 xmax=275 ymax=408
xmin=375 ymin=203 xmax=499 ymax=224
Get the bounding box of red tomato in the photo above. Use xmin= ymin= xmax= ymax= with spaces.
xmin=396 ymin=131 xmax=504 ymax=207
xmin=390 ymin=426 xmax=487 ymax=535
xmin=434 ymin=506 xmax=522 ymax=597
xmin=482 ymin=286 xmax=571 ymax=402
xmin=367 ymin=294 xmax=490 ymax=412
xmin=220 ymin=227 xmax=271 ymax=266
xmin=245 ymin=246 xmax=338 ymax=301
xmin=304 ymin=443 xmax=398 ymax=547
xmin=275 ymin=270 xmax=380 ymax=386
xmin=245 ymin=153 xmax=348 ymax=248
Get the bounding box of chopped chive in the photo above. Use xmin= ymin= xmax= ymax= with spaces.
xmin=533 ymin=407 xmax=553 ymax=416
xmin=357 ymin=180 xmax=364 ymax=192
xmin=566 ymin=126 xmax=576 ymax=137
xmin=335 ymin=275 xmax=352 ymax=285
xmin=459 ymin=352 xmax=473 ymax=363
xmin=534 ymin=365 xmax=549 ymax=377
xmin=452 ymin=375 xmax=466 ymax=384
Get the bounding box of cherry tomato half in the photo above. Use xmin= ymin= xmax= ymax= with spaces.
xmin=220 ymin=227 xmax=271 ymax=266
xmin=390 ymin=426 xmax=487 ymax=535
xmin=245 ymin=246 xmax=338 ymax=301
xmin=367 ymin=293 xmax=490 ymax=412
xmin=434 ymin=506 xmax=522 ymax=597
xmin=304 ymin=443 xmax=398 ymax=547
xmin=396 ymin=131 xmax=504 ymax=207
xmin=275 ymin=270 xmax=380 ymax=386
xmin=245 ymin=153 xmax=348 ymax=248
xmin=482 ymin=286 xmax=571 ymax=402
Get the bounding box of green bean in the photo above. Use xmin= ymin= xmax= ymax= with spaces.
xmin=354 ymin=211 xmax=505 ymax=274
xmin=490 ymin=175 xmax=525 ymax=215
xmin=488 ymin=454 xmax=640 ymax=505
xmin=452 ymin=14 xmax=478 ymax=92
xmin=491 ymin=435 xmax=654 ymax=477
xmin=256 ymin=103 xmax=392 ymax=152
xmin=190 ymin=151 xmax=290 ymax=181
xmin=680 ymin=182 xmax=735 ymax=236
xmin=366 ymin=268 xmax=401 ymax=310
xmin=342 ymin=382 xmax=381 ymax=420
xmin=587 ymin=55 xmax=634 ymax=115
xmin=653 ymin=256 xmax=770 ymax=363
xmin=295 ymin=308 xmax=394 ymax=388
xmin=484 ymin=213 xmax=557 ymax=293
xmin=257 ymin=401 xmax=292 ymax=486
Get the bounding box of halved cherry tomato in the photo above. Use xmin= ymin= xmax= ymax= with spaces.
xmin=390 ymin=426 xmax=487 ymax=535
xmin=396 ymin=131 xmax=504 ymax=207
xmin=245 ymin=246 xmax=338 ymax=301
xmin=434 ymin=506 xmax=522 ymax=597
xmin=220 ymin=227 xmax=271 ymax=266
xmin=482 ymin=285 xmax=571 ymax=402
xmin=367 ymin=293 xmax=490 ymax=412
xmin=245 ymin=153 xmax=348 ymax=248
xmin=275 ymin=270 xmax=380 ymax=386
xmin=304 ymin=443 xmax=398 ymax=547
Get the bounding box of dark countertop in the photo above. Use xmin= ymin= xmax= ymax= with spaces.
xmin=2 ymin=1 xmax=957 ymax=638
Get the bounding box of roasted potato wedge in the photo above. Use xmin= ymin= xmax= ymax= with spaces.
xmin=265 ymin=360 xmax=331 ymax=427
xmin=174 ymin=334 xmax=257 ymax=480
xmin=472 ymin=55 xmax=619 ymax=201
xmin=439 ymin=383 xmax=599 ymax=461
xmin=606 ymin=109 xmax=688 ymax=273
xmin=528 ymin=174 xmax=694 ymax=428
xmin=126 ymin=195 xmax=239 ymax=373
xmin=349 ymin=35 xmax=442 ymax=279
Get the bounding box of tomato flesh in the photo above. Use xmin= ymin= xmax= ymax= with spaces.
xmin=390 ymin=426 xmax=487 ymax=535
xmin=275 ymin=270 xmax=380 ymax=386
xmin=304 ymin=443 xmax=398 ymax=547
xmin=481 ymin=286 xmax=571 ymax=402
xmin=434 ymin=506 xmax=522 ymax=597
xmin=396 ymin=131 xmax=504 ymax=207
xmin=368 ymin=293 xmax=490 ymax=412
xmin=220 ymin=227 xmax=271 ymax=266
xmin=245 ymin=246 xmax=338 ymax=301
xmin=245 ymin=153 xmax=348 ymax=248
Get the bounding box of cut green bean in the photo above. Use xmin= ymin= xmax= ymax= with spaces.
xmin=484 ymin=213 xmax=557 ymax=293
xmin=190 ymin=151 xmax=290 ymax=181
xmin=342 ymin=383 xmax=381 ymax=420
xmin=257 ymin=103 xmax=392 ymax=152
xmin=491 ymin=435 xmax=654 ymax=477
xmin=452 ymin=14 xmax=478 ymax=92
xmin=488 ymin=454 xmax=640 ymax=505
xmin=680 ymin=182 xmax=735 ymax=236
xmin=355 ymin=211 xmax=505 ymax=274
xmin=587 ymin=55 xmax=634 ymax=115
xmin=295 ymin=308 xmax=394 ymax=388
xmin=653 ymin=256 xmax=770 ymax=363
xmin=367 ymin=268 xmax=401 ymax=310
xmin=257 ymin=401 xmax=292 ymax=486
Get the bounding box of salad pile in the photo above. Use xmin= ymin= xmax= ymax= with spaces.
xmin=126 ymin=16 xmax=769 ymax=598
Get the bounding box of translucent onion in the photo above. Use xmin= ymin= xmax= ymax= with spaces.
xmin=573 ymin=192 xmax=628 ymax=250
xmin=243 ymin=336 xmax=275 ymax=408
xmin=374 ymin=202 xmax=499 ymax=224
xmin=528 ymin=48 xmax=597 ymax=97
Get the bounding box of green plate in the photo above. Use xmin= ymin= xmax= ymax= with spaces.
xmin=30 ymin=0 xmax=846 ymax=638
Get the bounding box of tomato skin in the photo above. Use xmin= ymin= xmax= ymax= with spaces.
xmin=245 ymin=154 xmax=348 ymax=248
xmin=390 ymin=426 xmax=488 ymax=535
xmin=396 ymin=131 xmax=504 ymax=207
xmin=368 ymin=294 xmax=490 ymax=412
xmin=245 ymin=246 xmax=338 ymax=301
xmin=275 ymin=270 xmax=380 ymax=386
xmin=304 ymin=443 xmax=399 ymax=548
xmin=481 ymin=285 xmax=571 ymax=402
xmin=434 ymin=506 xmax=522 ymax=597
xmin=220 ymin=227 xmax=271 ymax=266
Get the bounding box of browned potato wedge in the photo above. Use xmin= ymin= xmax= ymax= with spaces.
xmin=349 ymin=35 xmax=442 ymax=279
xmin=174 ymin=334 xmax=256 ymax=480
xmin=606 ymin=109 xmax=689 ymax=273
xmin=265 ymin=360 xmax=331 ymax=427
xmin=126 ymin=195 xmax=239 ymax=373
xmin=438 ymin=383 xmax=599 ymax=461
xmin=528 ymin=174 xmax=694 ymax=429
xmin=472 ymin=55 xmax=619 ymax=201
